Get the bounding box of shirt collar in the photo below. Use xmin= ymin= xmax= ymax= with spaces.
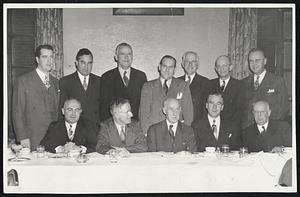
xmin=185 ymin=73 xmax=196 ymax=83
xmin=207 ymin=115 xmax=221 ymax=127
xmin=160 ymin=77 xmax=172 ymax=87
xmin=166 ymin=119 xmax=178 ymax=135
xmin=77 ymin=71 xmax=89 ymax=84
xmin=113 ymin=119 xmax=126 ymax=135
xmin=36 ymin=68 xmax=48 ymax=81
xmin=219 ymin=76 xmax=230 ymax=87
xmin=254 ymin=69 xmax=266 ymax=83
xmin=65 ymin=121 xmax=78 ymax=131
xmin=257 ymin=121 xmax=269 ymax=133
xmin=118 ymin=66 xmax=131 ymax=78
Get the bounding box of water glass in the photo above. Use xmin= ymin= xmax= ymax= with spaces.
xmin=239 ymin=147 xmax=248 ymax=158
xmin=109 ymin=151 xmax=118 ymax=163
xmin=221 ymin=144 xmax=230 ymax=156
xmin=36 ymin=145 xmax=45 ymax=158
xmin=76 ymin=153 xmax=88 ymax=163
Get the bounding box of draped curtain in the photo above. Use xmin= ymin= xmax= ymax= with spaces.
xmin=228 ymin=8 xmax=257 ymax=80
xmin=36 ymin=8 xmax=63 ymax=79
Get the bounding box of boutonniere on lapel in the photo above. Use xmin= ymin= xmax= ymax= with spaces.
xmin=226 ymin=132 xmax=232 ymax=138
xmin=267 ymin=89 xmax=275 ymax=93
xmin=176 ymin=92 xmax=183 ymax=99
xmin=58 ymin=89 xmax=61 ymax=93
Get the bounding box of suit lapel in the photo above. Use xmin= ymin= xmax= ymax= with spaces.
xmin=108 ymin=119 xmax=123 ymax=145
xmin=74 ymin=72 xmax=88 ymax=94
xmin=204 ymin=116 xmax=217 ymax=143
xmin=154 ymin=78 xmax=165 ymax=97
xmin=31 ymin=70 xmax=49 ymax=98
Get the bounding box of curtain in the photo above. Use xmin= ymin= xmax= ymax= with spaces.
xmin=36 ymin=8 xmax=63 ymax=79
xmin=228 ymin=8 xmax=257 ymax=80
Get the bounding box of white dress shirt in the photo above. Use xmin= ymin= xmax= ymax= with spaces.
xmin=257 ymin=122 xmax=269 ymax=134
xmin=36 ymin=68 xmax=48 ymax=83
xmin=254 ymin=69 xmax=266 ymax=85
xmin=77 ymin=71 xmax=90 ymax=86
xmin=114 ymin=120 xmax=126 ymax=137
xmin=219 ymin=77 xmax=230 ymax=91
xmin=118 ymin=67 xmax=131 ymax=84
xmin=65 ymin=121 xmax=78 ymax=139
xmin=207 ymin=115 xmax=221 ymax=139
xmin=160 ymin=77 xmax=172 ymax=88
xmin=166 ymin=119 xmax=178 ymax=136
xmin=185 ymin=73 xmax=196 ymax=84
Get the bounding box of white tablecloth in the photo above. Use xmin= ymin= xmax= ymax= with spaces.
xmin=4 ymin=150 xmax=294 ymax=193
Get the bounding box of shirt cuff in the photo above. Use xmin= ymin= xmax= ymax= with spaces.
xmin=80 ymin=145 xmax=87 ymax=153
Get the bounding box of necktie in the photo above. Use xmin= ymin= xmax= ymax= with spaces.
xmin=169 ymin=124 xmax=175 ymax=139
xmin=220 ymin=80 xmax=225 ymax=92
xmin=261 ymin=126 xmax=266 ymax=136
xmin=83 ymin=76 xmax=88 ymax=91
xmin=120 ymin=126 xmax=126 ymax=142
xmin=212 ymin=119 xmax=217 ymax=139
xmin=123 ymin=71 xmax=129 ymax=87
xmin=254 ymin=75 xmax=260 ymax=90
xmin=187 ymin=76 xmax=191 ymax=85
xmin=69 ymin=124 xmax=74 ymax=140
xmin=163 ymin=79 xmax=168 ymax=95
xmin=44 ymin=75 xmax=50 ymax=89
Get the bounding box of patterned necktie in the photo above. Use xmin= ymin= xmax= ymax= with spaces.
xmin=261 ymin=125 xmax=266 ymax=136
xmin=120 ymin=126 xmax=126 ymax=142
xmin=254 ymin=75 xmax=260 ymax=90
xmin=69 ymin=124 xmax=74 ymax=140
xmin=212 ymin=119 xmax=218 ymax=140
xmin=187 ymin=75 xmax=191 ymax=85
xmin=44 ymin=75 xmax=50 ymax=89
xmin=169 ymin=124 xmax=175 ymax=139
xmin=220 ymin=80 xmax=225 ymax=92
xmin=83 ymin=76 xmax=88 ymax=91
xmin=163 ymin=79 xmax=168 ymax=95
xmin=123 ymin=71 xmax=129 ymax=87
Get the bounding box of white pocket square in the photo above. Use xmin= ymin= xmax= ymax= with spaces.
xmin=176 ymin=92 xmax=183 ymax=99
xmin=267 ymin=89 xmax=275 ymax=93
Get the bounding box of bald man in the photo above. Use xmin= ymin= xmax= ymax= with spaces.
xmin=209 ymin=55 xmax=245 ymax=126
xmin=242 ymin=100 xmax=292 ymax=153
xmin=147 ymin=98 xmax=196 ymax=153
xmin=178 ymin=51 xmax=210 ymax=122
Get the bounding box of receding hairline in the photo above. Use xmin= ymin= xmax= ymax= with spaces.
xmin=163 ymin=98 xmax=180 ymax=108
xmin=182 ymin=51 xmax=199 ymax=62
xmin=63 ymin=98 xmax=81 ymax=109
xmin=215 ymin=55 xmax=231 ymax=67
xmin=252 ymin=100 xmax=270 ymax=110
xmin=115 ymin=43 xmax=133 ymax=56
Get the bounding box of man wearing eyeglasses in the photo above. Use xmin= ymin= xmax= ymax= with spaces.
xmin=242 ymin=100 xmax=291 ymax=153
xmin=242 ymin=48 xmax=289 ymax=129
xmin=178 ymin=51 xmax=210 ymax=123
xmin=40 ymin=98 xmax=98 ymax=153
xmin=192 ymin=91 xmax=242 ymax=152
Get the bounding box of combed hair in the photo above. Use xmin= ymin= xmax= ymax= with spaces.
xmin=76 ymin=48 xmax=93 ymax=61
xmin=214 ymin=55 xmax=231 ymax=67
xmin=63 ymin=98 xmax=82 ymax=109
xmin=182 ymin=51 xmax=199 ymax=62
xmin=109 ymin=98 xmax=130 ymax=114
xmin=206 ymin=90 xmax=223 ymax=103
xmin=35 ymin=44 xmax=54 ymax=58
xmin=251 ymin=99 xmax=270 ymax=110
xmin=248 ymin=48 xmax=265 ymax=58
xmin=159 ymin=55 xmax=177 ymax=67
xmin=115 ymin=42 xmax=133 ymax=56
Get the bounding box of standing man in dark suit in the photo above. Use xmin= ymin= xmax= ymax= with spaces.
xmin=209 ymin=55 xmax=245 ymax=125
xmin=59 ymin=48 xmax=101 ymax=124
xmin=242 ymin=48 xmax=289 ymax=129
xmin=139 ymin=55 xmax=194 ymax=134
xmin=178 ymin=51 xmax=210 ymax=123
xmin=40 ymin=98 xmax=98 ymax=153
xmin=242 ymin=100 xmax=292 ymax=153
xmin=147 ymin=98 xmax=196 ymax=153
xmin=12 ymin=44 xmax=60 ymax=150
xmin=100 ymin=43 xmax=147 ymax=121
xmin=96 ymin=98 xmax=147 ymax=154
xmin=192 ymin=91 xmax=242 ymax=152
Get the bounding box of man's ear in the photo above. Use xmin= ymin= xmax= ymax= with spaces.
xmin=114 ymin=55 xmax=118 ymax=63
xmin=35 ymin=57 xmax=40 ymax=65
xmin=229 ymin=64 xmax=233 ymax=72
xmin=264 ymin=57 xmax=267 ymax=65
xmin=75 ymin=61 xmax=78 ymax=69
xmin=162 ymin=107 xmax=166 ymax=115
xmin=220 ymin=104 xmax=224 ymax=111
xmin=61 ymin=108 xmax=64 ymax=116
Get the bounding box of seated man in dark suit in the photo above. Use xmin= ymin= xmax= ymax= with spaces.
xmin=40 ymin=98 xmax=98 ymax=153
xmin=147 ymin=98 xmax=196 ymax=153
xmin=96 ymin=98 xmax=147 ymax=154
xmin=192 ymin=91 xmax=242 ymax=152
xmin=242 ymin=100 xmax=292 ymax=152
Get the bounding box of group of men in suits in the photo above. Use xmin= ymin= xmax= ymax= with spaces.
xmin=12 ymin=43 xmax=291 ymax=153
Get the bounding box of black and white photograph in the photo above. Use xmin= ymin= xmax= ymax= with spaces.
xmin=3 ymin=3 xmax=296 ymax=193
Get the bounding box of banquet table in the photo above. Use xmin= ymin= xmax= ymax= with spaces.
xmin=4 ymin=149 xmax=295 ymax=193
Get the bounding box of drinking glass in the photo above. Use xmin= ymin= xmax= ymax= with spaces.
xmin=239 ymin=147 xmax=248 ymax=158
xmin=36 ymin=145 xmax=45 ymax=158
xmin=221 ymin=144 xmax=230 ymax=156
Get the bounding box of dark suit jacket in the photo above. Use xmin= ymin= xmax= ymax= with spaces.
xmin=100 ymin=67 xmax=147 ymax=121
xmin=179 ymin=74 xmax=210 ymax=123
xmin=242 ymin=72 xmax=289 ymax=129
xmin=59 ymin=72 xmax=102 ymax=123
xmin=209 ymin=77 xmax=245 ymax=125
xmin=96 ymin=118 xmax=147 ymax=154
xmin=147 ymin=120 xmax=197 ymax=153
xmin=12 ymin=69 xmax=60 ymax=150
xmin=40 ymin=117 xmax=98 ymax=153
xmin=139 ymin=77 xmax=194 ymax=134
xmin=242 ymin=120 xmax=292 ymax=152
xmin=191 ymin=115 xmax=242 ymax=152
